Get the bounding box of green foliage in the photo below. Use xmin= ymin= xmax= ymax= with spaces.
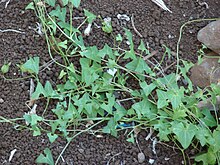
xmin=172 ymin=122 xmax=197 ymax=149
xmin=21 ymin=57 xmax=39 ymax=74
xmin=7 ymin=1 xmax=220 ymax=164
xmin=36 ymin=148 xmax=54 ymax=165
xmin=25 ymin=2 xmax=35 ymax=10
xmin=1 ymin=62 xmax=11 ymax=74
xmin=84 ymin=9 xmax=96 ymax=24
xmin=102 ymin=18 xmax=113 ymax=33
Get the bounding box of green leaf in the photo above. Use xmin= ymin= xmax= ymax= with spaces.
xmin=25 ymin=2 xmax=35 ymax=10
xmin=116 ymin=34 xmax=123 ymax=42
xmin=57 ymin=40 xmax=67 ymax=49
xmin=22 ymin=57 xmax=39 ymax=74
xmin=210 ymin=84 xmax=220 ymax=95
xmin=138 ymin=40 xmax=150 ymax=55
xmin=84 ymin=9 xmax=96 ymax=24
xmin=44 ymin=81 xmax=55 ymax=97
xmin=80 ymin=46 xmax=101 ymax=62
xmin=58 ymin=22 xmax=80 ymax=34
xmin=73 ymin=93 xmax=90 ymax=114
xmin=1 ymin=62 xmax=11 ymax=74
xmin=125 ymin=57 xmax=153 ymax=75
xmin=32 ymin=125 xmax=41 ymax=136
xmin=113 ymin=103 xmax=127 ymax=121
xmin=201 ymin=109 xmax=217 ymax=127
xmin=132 ymin=99 xmax=157 ymax=119
xmin=172 ymin=122 xmax=197 ymax=149
xmin=126 ymin=133 xmax=135 ymax=143
xmin=23 ymin=114 xmax=43 ymax=126
xmin=124 ymin=28 xmax=134 ymax=51
xmin=103 ymin=118 xmax=117 ymax=137
xmin=80 ymin=58 xmax=100 ymax=86
xmin=162 ymin=44 xmax=171 ymax=60
xmin=45 ymin=0 xmax=55 ymax=7
xmin=98 ymin=44 xmax=114 ymax=59
xmin=58 ymin=70 xmax=67 ymax=79
xmin=102 ymin=18 xmax=113 ymax=33
xmin=155 ymin=73 xmax=177 ymax=88
xmin=212 ymin=130 xmax=220 ymax=152
xmin=154 ymin=118 xmax=171 ymax=141
xmin=196 ymin=127 xmax=212 ymax=146
xmin=179 ymin=60 xmax=194 ymax=91
xmin=61 ymin=0 xmax=69 ymax=6
xmin=167 ymin=88 xmax=184 ymax=109
xmin=36 ymin=148 xmax=54 ymax=165
xmin=156 ymin=89 xmax=168 ymax=109
xmin=69 ymin=0 xmax=81 ymax=8
xmin=100 ymin=93 xmax=115 ymax=114
xmin=140 ymin=82 xmax=156 ymax=97
xmin=47 ymin=133 xmax=58 ymax=143
xmin=172 ymin=108 xmax=187 ymax=120
xmin=49 ymin=6 xmax=66 ymax=22
xmin=195 ymin=148 xmax=216 ymax=165
xmin=31 ymin=82 xmax=45 ymax=99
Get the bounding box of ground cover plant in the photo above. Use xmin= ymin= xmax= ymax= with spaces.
xmin=0 ymin=0 xmax=220 ymax=164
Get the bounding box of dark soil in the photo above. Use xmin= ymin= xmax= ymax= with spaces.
xmin=0 ymin=0 xmax=219 ymax=164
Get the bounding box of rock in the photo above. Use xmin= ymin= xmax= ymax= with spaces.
xmin=78 ymin=148 xmax=84 ymax=153
xmin=149 ymin=158 xmax=155 ymax=164
xmin=190 ymin=57 xmax=220 ymax=88
xmin=0 ymin=98 xmax=4 ymax=103
xmin=197 ymin=20 xmax=220 ymax=54
xmin=138 ymin=152 xmax=145 ymax=163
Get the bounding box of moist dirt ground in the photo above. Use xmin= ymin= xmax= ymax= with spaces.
xmin=0 ymin=0 xmax=219 ymax=165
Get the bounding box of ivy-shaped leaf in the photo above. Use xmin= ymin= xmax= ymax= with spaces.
xmin=138 ymin=40 xmax=150 ymax=55
xmin=47 ymin=133 xmax=58 ymax=143
xmin=23 ymin=114 xmax=43 ymax=126
xmin=140 ymin=82 xmax=156 ymax=97
xmin=49 ymin=6 xmax=66 ymax=22
xmin=22 ymin=57 xmax=39 ymax=74
xmin=45 ymin=0 xmax=55 ymax=7
xmin=195 ymin=148 xmax=216 ymax=165
xmin=101 ymin=93 xmax=115 ymax=115
xmin=201 ymin=109 xmax=217 ymax=127
xmin=156 ymin=89 xmax=168 ymax=109
xmin=31 ymin=82 xmax=45 ymax=99
xmin=84 ymin=9 xmax=96 ymax=24
xmin=80 ymin=46 xmax=101 ymax=62
xmin=80 ymin=58 xmax=100 ymax=86
xmin=167 ymin=87 xmax=184 ymax=109
xmin=36 ymin=148 xmax=54 ymax=165
xmin=172 ymin=122 xmax=197 ymax=149
xmin=132 ymin=99 xmax=157 ymax=119
xmin=69 ymin=0 xmax=81 ymax=8
xmin=125 ymin=57 xmax=153 ymax=75
xmin=103 ymin=118 xmax=117 ymax=137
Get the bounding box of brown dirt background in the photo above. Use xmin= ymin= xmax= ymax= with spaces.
xmin=0 ymin=0 xmax=219 ymax=164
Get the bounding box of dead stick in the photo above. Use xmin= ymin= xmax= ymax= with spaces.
xmin=131 ymin=14 xmax=143 ymax=38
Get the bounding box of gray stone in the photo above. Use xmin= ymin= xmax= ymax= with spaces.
xmin=0 ymin=98 xmax=4 ymax=103
xmin=197 ymin=20 xmax=220 ymax=54
xmin=138 ymin=152 xmax=145 ymax=163
xmin=190 ymin=57 xmax=220 ymax=88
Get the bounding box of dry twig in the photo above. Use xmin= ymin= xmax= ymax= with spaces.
xmin=131 ymin=14 xmax=143 ymax=38
xmin=0 ymin=29 xmax=25 ymax=34
xmin=0 ymin=0 xmax=11 ymax=8
xmin=152 ymin=0 xmax=172 ymax=13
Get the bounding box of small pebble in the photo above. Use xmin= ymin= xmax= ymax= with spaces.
xmin=0 ymin=98 xmax=4 ymax=103
xmin=78 ymin=148 xmax=84 ymax=153
xmin=149 ymin=158 xmax=155 ymax=164
xmin=138 ymin=152 xmax=145 ymax=163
